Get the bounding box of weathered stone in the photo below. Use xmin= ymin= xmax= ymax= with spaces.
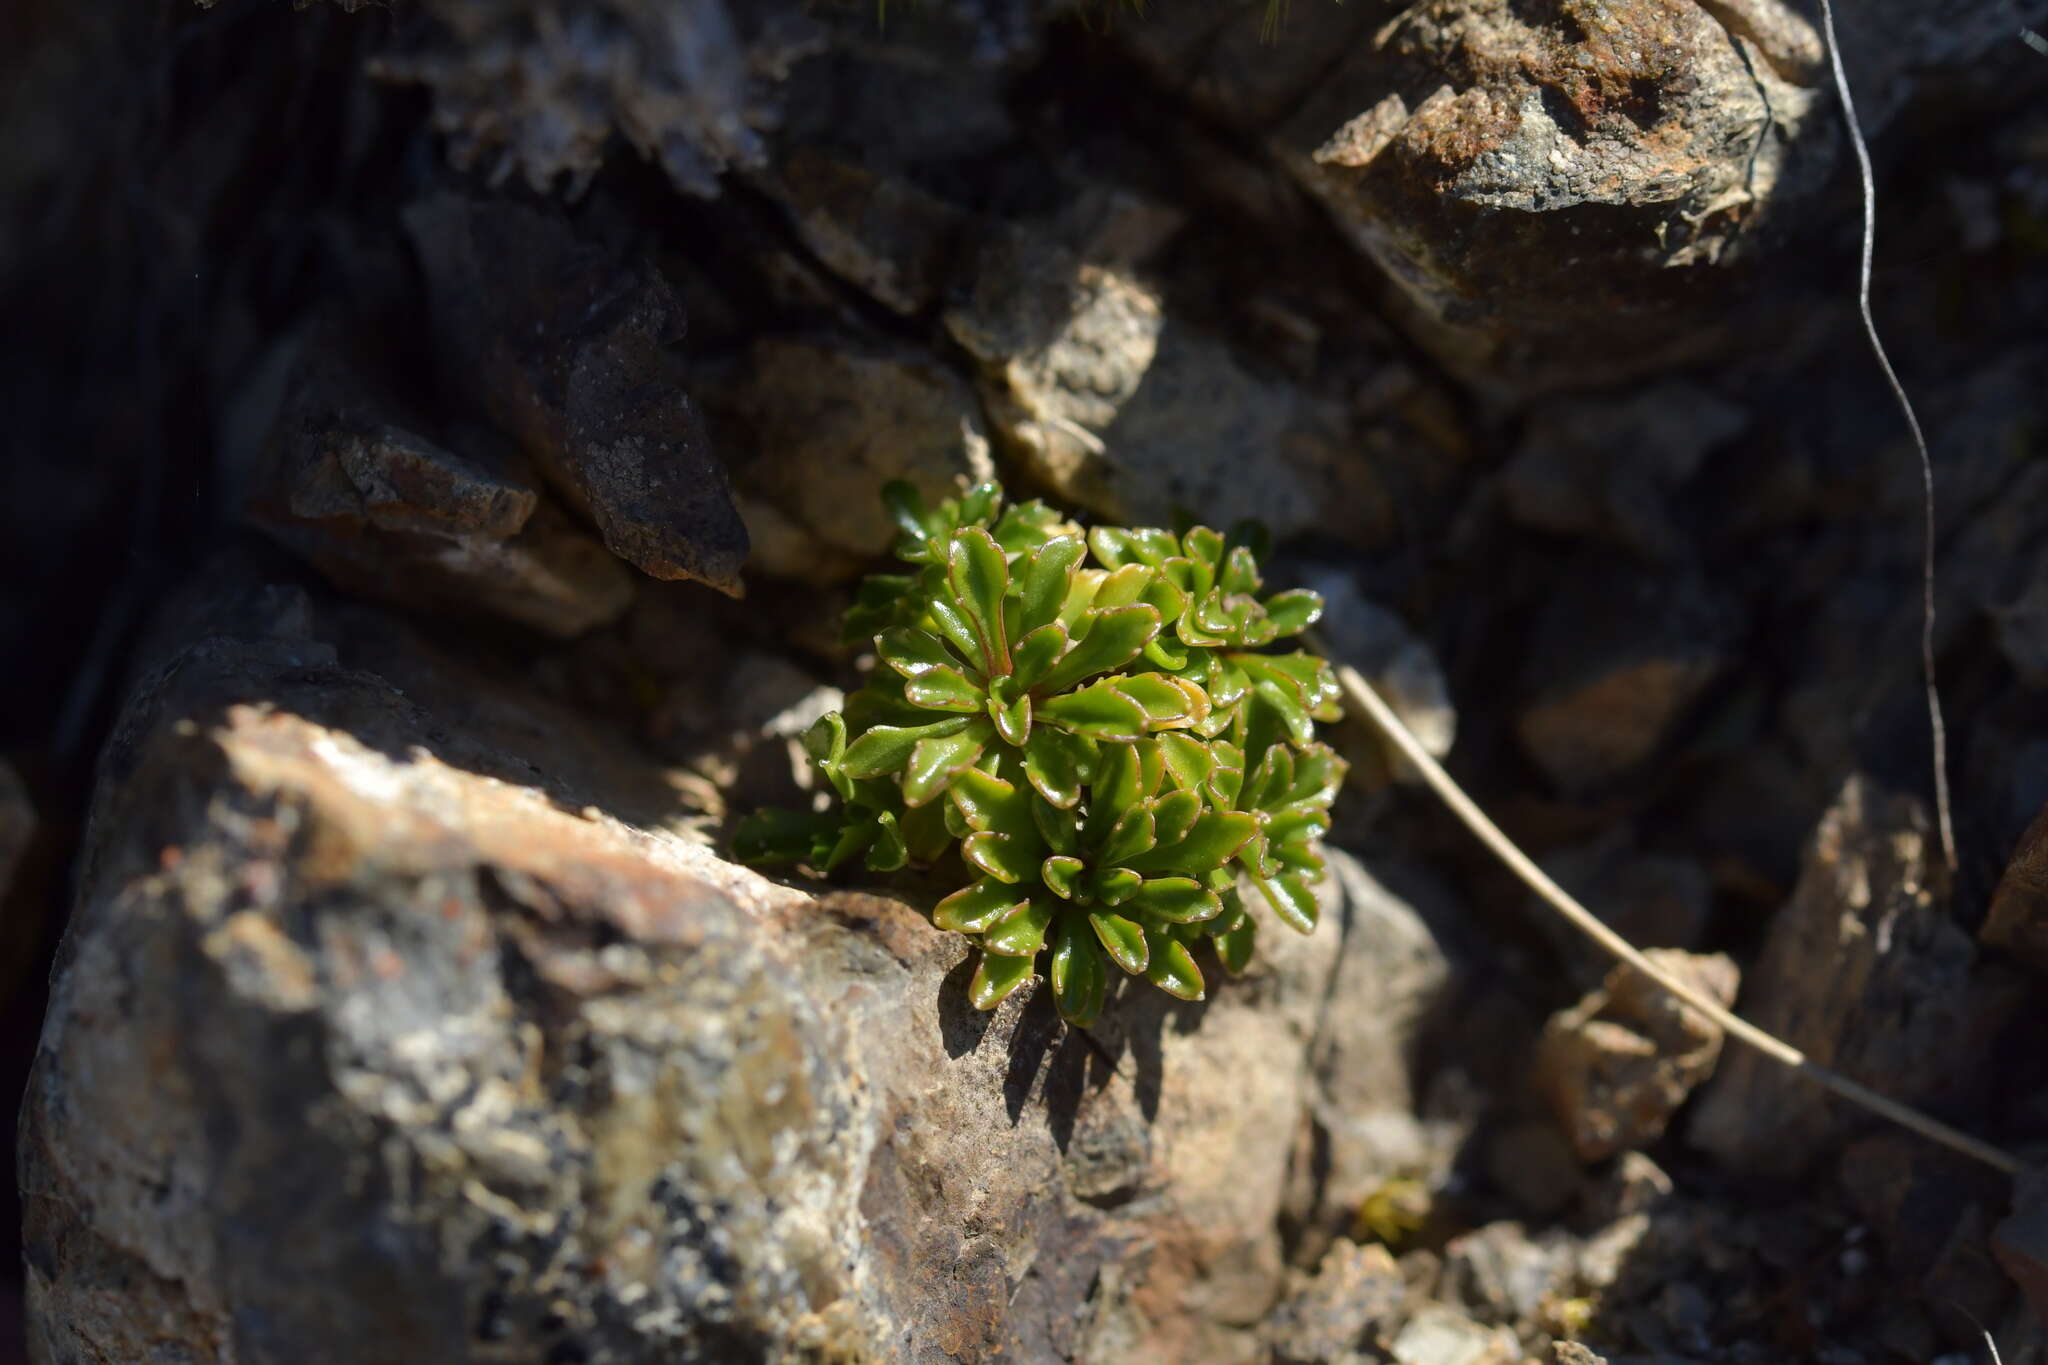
xmin=712 ymin=336 xmax=994 ymax=581
xmin=1265 ymin=1239 xmax=1408 ymax=1365
xmin=1442 ymin=1220 xmax=1579 ymax=1332
xmin=1689 ymin=777 xmax=2027 ymax=1175
xmin=1298 ymin=571 xmax=1456 ymax=787
xmin=252 ymin=334 xmax=635 ymax=638
xmin=405 ymin=193 xmax=749 ymax=594
xmin=1481 ymin=1118 xmax=1585 ymax=1220
xmin=22 ymin=554 xmax=1460 ymax=1365
xmin=1984 ymin=800 xmax=2048 ymax=973
xmin=752 ymin=149 xmax=973 ymax=316
xmin=1388 ymin=1304 xmax=1520 ymax=1365
xmin=1531 ymin=833 xmax=1713 ymax=987
xmin=1498 ymin=384 xmax=1749 ymax=561
xmin=1536 ymin=949 xmax=1738 ymax=1162
xmin=1515 ymin=566 xmax=1735 ymax=793
xmin=944 ymin=232 xmax=1385 ymax=544
xmin=1275 ymin=0 xmax=1825 ymax=389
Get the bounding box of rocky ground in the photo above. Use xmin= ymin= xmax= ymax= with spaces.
xmin=4 ymin=1 xmax=2048 ymax=1362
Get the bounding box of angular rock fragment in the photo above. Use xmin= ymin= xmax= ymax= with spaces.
xmin=1983 ymin=800 xmax=2048 ymax=973
xmin=945 ymin=231 xmax=1382 ymax=543
xmin=406 ymin=193 xmax=749 ymax=594
xmin=252 ymin=334 xmax=634 ymax=637
xmin=710 ymin=336 xmax=994 ymax=581
xmin=1536 ymin=949 xmax=1738 ymax=1162
xmin=1266 ymin=1239 xmax=1408 ymax=1365
xmin=23 ymin=555 xmax=1461 ymax=1365
xmin=1689 ymin=777 xmax=2028 ymax=1175
xmin=1275 ymin=0 xmax=1825 ymax=388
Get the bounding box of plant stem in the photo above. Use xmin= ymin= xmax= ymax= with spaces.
xmin=1308 ymin=634 xmax=2022 ymax=1178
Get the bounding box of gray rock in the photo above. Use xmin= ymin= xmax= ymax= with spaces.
xmin=1388 ymin=1305 xmax=1520 ymax=1365
xmin=1688 ymin=777 xmax=2026 ymax=1175
xmin=1531 ymin=833 xmax=1713 ymax=988
xmin=712 ymin=336 xmax=995 ymax=582
xmin=943 ymin=232 xmax=1380 ymax=543
xmin=251 ymin=330 xmax=635 ymax=638
xmin=22 ymin=554 xmax=1460 ymax=1364
xmin=1264 ymin=1239 xmax=1408 ymax=1365
xmin=1274 ymin=0 xmax=1826 ymax=389
xmin=1536 ymin=949 xmax=1739 ymax=1163
xmin=1298 ymin=572 xmax=1456 ymax=787
xmin=405 ymin=193 xmax=750 ymax=595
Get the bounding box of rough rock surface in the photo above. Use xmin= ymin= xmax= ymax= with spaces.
xmin=1535 ymin=949 xmax=1738 ymax=1163
xmin=1688 ymin=777 xmax=2027 ymax=1175
xmin=22 ymin=554 xmax=1462 ymax=1365
xmin=1984 ymin=800 xmax=2048 ymax=973
xmin=405 ymin=193 xmax=750 ymax=594
xmin=1275 ymin=0 xmax=1826 ymax=387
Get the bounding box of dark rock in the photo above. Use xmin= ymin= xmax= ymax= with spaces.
xmin=1984 ymin=801 xmax=2048 ymax=974
xmin=751 ymin=148 xmax=974 ymax=316
xmin=0 ymin=758 xmax=29 ymax=906
xmin=405 ymin=193 xmax=749 ymax=595
xmin=1274 ymin=0 xmax=1826 ymax=389
xmin=1688 ymin=777 xmax=2027 ymax=1175
xmin=21 ymin=554 xmax=1460 ymax=1364
xmin=1536 ymin=949 xmax=1738 ymax=1163
xmin=251 ymin=331 xmax=635 ymax=637
xmin=1482 ymin=1118 xmax=1586 ymax=1220
xmin=1531 ymin=833 xmax=1713 ymax=988
xmin=1298 ymin=571 xmax=1456 ymax=787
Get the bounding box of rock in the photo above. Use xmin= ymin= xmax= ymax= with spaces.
xmin=1553 ymin=1344 xmax=1610 ymax=1365
xmin=1994 ymin=1171 xmax=2048 ymax=1330
xmin=943 ymin=232 xmax=1384 ymax=544
xmin=1838 ymin=1133 xmax=2009 ymax=1298
xmin=405 ymin=193 xmax=750 ymax=594
xmin=1274 ymin=0 xmax=1825 ymax=389
xmin=711 ymin=337 xmax=995 ymax=581
xmin=1388 ymin=1305 xmax=1520 ymax=1365
xmin=1265 ymin=1240 xmax=1409 ymax=1365
xmin=1536 ymin=949 xmax=1739 ymax=1163
xmin=1482 ymin=1118 xmax=1586 ymax=1220
xmin=1297 ymin=571 xmax=1456 ymax=786
xmin=1531 ymin=834 xmax=1713 ymax=988
xmin=1984 ymin=800 xmax=2048 ymax=973
xmin=1688 ymin=777 xmax=2026 ymax=1175
xmin=1498 ymin=384 xmax=1749 ymax=561
xmin=251 ymin=331 xmax=635 ymax=638
xmin=1441 ymin=1220 xmax=1577 ymax=1331
xmin=1579 ymin=1151 xmax=1675 ymax=1226
xmin=1515 ymin=565 xmax=1735 ymax=793
xmin=0 ymin=757 xmax=29 ymax=905
xmin=365 ymin=0 xmax=824 ymax=197
xmin=751 ymin=148 xmax=973 ymax=316
xmin=22 ymin=552 xmax=1461 ymax=1364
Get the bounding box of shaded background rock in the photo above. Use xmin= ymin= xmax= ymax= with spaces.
xmin=6 ymin=0 xmax=2048 ymax=1361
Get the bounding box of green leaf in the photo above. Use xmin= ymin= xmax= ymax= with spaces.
xmin=935 ymin=878 xmax=1026 ymax=933
xmin=949 ymin=766 xmax=1036 ymax=835
xmin=866 ymin=809 xmax=909 ymax=871
xmin=883 ymin=480 xmax=936 ymax=543
xmin=1038 ymin=605 xmax=1160 ymax=694
xmin=1182 ymin=525 xmax=1224 ymax=568
xmin=1130 ymin=877 xmax=1221 ymax=923
xmin=1127 ymin=810 xmax=1259 ymax=874
xmin=1009 ymin=622 xmax=1067 ymax=692
xmin=1020 ymin=537 xmax=1084 ymax=635
xmin=1023 ymin=725 xmax=1086 ymax=809
xmin=964 ymin=831 xmax=1040 ymax=883
xmin=1041 ymin=855 xmax=1084 ymax=899
xmin=1155 ymin=732 xmax=1214 ymax=792
xmin=1032 ymin=789 xmax=1080 ymax=856
xmin=1263 ymin=589 xmax=1322 ymax=636
xmin=1090 ymin=866 xmax=1142 ymax=905
xmin=1089 ymin=912 xmax=1149 ymax=974
xmin=1220 ymin=545 xmax=1261 ymax=596
xmin=1144 ymin=929 xmax=1205 ymax=1000
xmin=905 ymin=665 xmax=985 ymax=713
xmin=877 ymin=627 xmax=958 ymax=679
xmin=985 ymin=897 xmax=1056 ymax=956
xmin=731 ymin=807 xmax=838 ymax=865
xmin=1149 ymin=789 xmax=1202 ymax=847
xmin=946 ymin=527 xmax=1011 ymax=675
xmin=1257 ymin=870 xmax=1320 ymax=934
xmin=1093 ymin=564 xmax=1155 ymax=610
xmin=1038 ymin=681 xmax=1150 ymax=742
xmin=926 ymin=592 xmax=985 ymax=663
xmin=1213 ymin=914 xmax=1256 ymax=974
xmin=988 ymin=690 xmax=1031 ymax=746
xmin=1051 ymin=916 xmax=1107 ymax=1027
xmin=1110 ymin=673 xmax=1196 ymax=728
xmin=902 ymin=722 xmax=992 ymax=806
xmin=1098 ymin=805 xmax=1157 ymax=866
xmin=970 ymin=951 xmax=1036 ymax=1010
xmin=841 ymin=717 xmax=975 ymax=779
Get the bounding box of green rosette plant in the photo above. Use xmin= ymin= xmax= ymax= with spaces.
xmin=736 ymin=481 xmax=1345 ymax=1026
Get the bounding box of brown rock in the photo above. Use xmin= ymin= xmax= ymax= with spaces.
xmin=1688 ymin=777 xmax=2026 ymax=1175
xmin=1265 ymin=1239 xmax=1408 ymax=1365
xmin=1536 ymin=949 xmax=1739 ymax=1162
xmin=252 ymin=333 xmax=635 ymax=638
xmin=753 ymin=148 xmax=973 ymax=316
xmin=405 ymin=193 xmax=749 ymax=594
xmin=22 ymin=553 xmax=1458 ymax=1364
xmin=1274 ymin=0 xmax=1825 ymax=389
xmin=1984 ymin=800 xmax=2048 ymax=973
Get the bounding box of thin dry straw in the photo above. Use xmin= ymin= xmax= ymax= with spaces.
xmin=1311 ymin=636 xmax=2023 ymax=1178
xmin=1818 ymin=0 xmax=1960 ymax=874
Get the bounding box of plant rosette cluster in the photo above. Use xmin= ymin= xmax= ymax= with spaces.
xmin=736 ymin=481 xmax=1345 ymax=1026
